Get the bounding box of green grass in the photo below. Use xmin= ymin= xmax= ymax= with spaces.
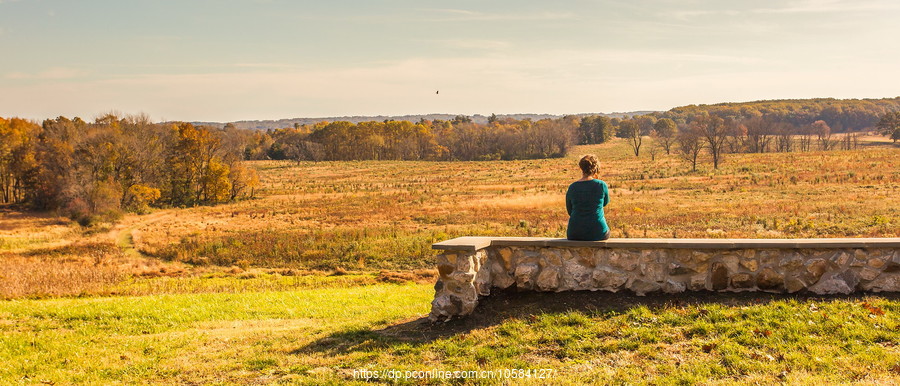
xmin=102 ymin=271 xmax=384 ymax=297
xmin=0 ymin=283 xmax=432 ymax=384
xmin=2 ymin=284 xmax=898 ymax=384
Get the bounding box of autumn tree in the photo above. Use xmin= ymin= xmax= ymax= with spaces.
xmin=812 ymin=120 xmax=836 ymax=150
xmin=877 ymin=112 xmax=900 ymax=143
xmin=774 ymin=122 xmax=795 ymax=153
xmin=652 ymin=118 xmax=677 ymax=154
xmin=744 ymin=116 xmax=774 ymax=153
xmin=676 ymin=124 xmax=705 ymax=171
xmin=620 ymin=119 xmax=642 ymax=157
xmin=0 ymin=118 xmax=40 ymax=204
xmin=695 ymin=114 xmax=728 ymax=169
xmin=797 ymin=124 xmax=814 ymax=152
xmin=577 ymin=115 xmax=613 ymax=144
xmin=166 ymin=123 xmax=234 ymax=206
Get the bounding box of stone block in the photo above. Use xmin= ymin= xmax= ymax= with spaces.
xmin=542 ymin=250 xmax=562 ymax=267
xmin=474 ymin=265 xmax=492 ymax=296
xmin=456 ymin=253 xmax=475 ymax=273
xmin=514 ymin=249 xmax=540 ymax=265
xmin=867 ymin=258 xmax=886 ymax=269
xmin=668 ymin=262 xmax=695 ymax=276
xmin=780 ymin=255 xmax=804 ymax=271
xmin=437 ymin=263 xmax=455 ymax=277
xmin=537 ymin=268 xmax=560 ymax=292
xmin=640 ymin=262 xmax=665 ymax=282
xmin=837 ymin=269 xmax=860 ymax=290
xmin=515 ymin=263 xmax=539 ymax=290
xmin=860 ymin=273 xmax=900 ymax=292
xmin=730 ymin=273 xmax=755 ymax=289
xmin=692 ymin=250 xmax=713 ymax=264
xmin=674 ymin=250 xmax=692 ymax=264
xmin=722 ymin=255 xmax=740 ymax=273
xmin=558 ymin=249 xmax=574 ymax=262
xmin=689 ymin=274 xmax=707 ymax=291
xmin=809 ymin=274 xmax=853 ymax=295
xmin=492 ymin=272 xmax=515 ymax=290
xmin=592 ymin=267 xmax=628 ymax=291
xmin=593 ymin=249 xmax=610 ymax=266
xmin=576 ymin=248 xmax=595 ymax=268
xmin=784 ymin=276 xmax=807 ymax=293
xmin=711 ymin=262 xmax=729 ymax=291
xmin=832 ymin=252 xmax=850 ymax=266
xmin=663 ymin=279 xmax=686 ymax=294
xmin=859 ymin=267 xmax=881 ymax=281
xmin=757 ymin=267 xmax=783 ymax=290
xmin=429 ymin=295 xmax=460 ymax=321
xmin=740 ymin=258 xmax=759 ymax=272
xmin=445 ymin=253 xmax=458 ymax=265
xmin=449 ymin=271 xmax=475 ymax=285
xmin=498 ymin=248 xmax=513 ymax=270
xmin=805 ymin=259 xmax=829 ymax=283
xmin=887 ymin=251 xmax=900 ymax=272
xmin=758 ymin=250 xmax=780 ymax=267
xmin=562 ymin=258 xmax=594 ymax=291
xmin=609 ymin=250 xmax=638 ymax=271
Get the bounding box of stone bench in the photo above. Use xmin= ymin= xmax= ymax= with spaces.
xmin=428 ymin=237 xmax=900 ymax=321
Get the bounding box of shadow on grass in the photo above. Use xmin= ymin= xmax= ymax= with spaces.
xmin=294 ymin=288 xmax=900 ymax=355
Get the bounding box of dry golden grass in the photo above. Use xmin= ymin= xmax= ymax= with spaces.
xmin=0 ymin=243 xmax=123 ymax=299
xmin=123 ymin=138 xmax=899 ymax=270
xmin=4 ymin=138 xmax=899 ymax=287
xmin=0 ymin=208 xmax=75 ymax=253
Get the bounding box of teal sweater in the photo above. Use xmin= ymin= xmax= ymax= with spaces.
xmin=566 ymin=179 xmax=610 ymax=241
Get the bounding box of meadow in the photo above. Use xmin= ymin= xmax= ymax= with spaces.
xmin=1 ymin=136 xmax=899 ymax=383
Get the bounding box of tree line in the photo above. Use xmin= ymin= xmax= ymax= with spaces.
xmin=602 ymin=110 xmax=896 ymax=171
xmin=664 ymin=97 xmax=900 ymax=132
xmin=0 ymin=114 xmax=259 ymax=224
xmin=2 ymin=97 xmax=897 ymax=220
xmin=250 ymin=115 xmax=578 ymax=162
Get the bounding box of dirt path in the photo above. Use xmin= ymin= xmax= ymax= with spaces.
xmin=104 ymin=209 xmax=175 ymax=258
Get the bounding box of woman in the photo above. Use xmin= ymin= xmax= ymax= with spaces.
xmin=566 ymin=154 xmax=611 ymax=241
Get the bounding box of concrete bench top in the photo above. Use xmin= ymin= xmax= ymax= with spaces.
xmin=432 ymin=237 xmax=900 ymax=252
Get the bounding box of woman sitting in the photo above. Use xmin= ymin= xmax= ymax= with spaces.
xmin=566 ymin=154 xmax=611 ymax=241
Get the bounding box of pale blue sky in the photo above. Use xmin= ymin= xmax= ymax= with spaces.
xmin=1 ymin=0 xmax=898 ymax=122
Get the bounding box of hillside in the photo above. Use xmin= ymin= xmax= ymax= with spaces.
xmin=189 ymin=111 xmax=658 ymax=130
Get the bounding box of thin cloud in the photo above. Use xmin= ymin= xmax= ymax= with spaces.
xmin=421 ymin=8 xmax=575 ymax=22
xmin=6 ymin=67 xmax=87 ymax=80
xmin=431 ymin=38 xmax=511 ymax=50
xmin=669 ymin=9 xmax=740 ymax=20
xmin=752 ymin=0 xmax=900 ymax=14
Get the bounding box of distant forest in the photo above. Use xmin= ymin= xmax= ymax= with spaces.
xmin=252 ymin=97 xmax=900 ymax=162
xmin=1 ymin=97 xmax=899 ymax=222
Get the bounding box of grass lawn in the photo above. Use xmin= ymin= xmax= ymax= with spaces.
xmin=2 ymin=283 xmax=898 ymax=384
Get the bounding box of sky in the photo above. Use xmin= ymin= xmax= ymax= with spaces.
xmin=1 ymin=0 xmax=899 ymax=122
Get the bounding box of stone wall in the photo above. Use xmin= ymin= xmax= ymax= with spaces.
xmin=429 ymin=238 xmax=900 ymax=321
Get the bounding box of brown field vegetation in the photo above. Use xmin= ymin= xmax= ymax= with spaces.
xmin=2 ymin=137 xmax=898 ymax=299
xmin=133 ymin=137 xmax=899 ymax=271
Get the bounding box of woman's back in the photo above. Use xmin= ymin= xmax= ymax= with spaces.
xmin=566 ymin=179 xmax=610 ymax=241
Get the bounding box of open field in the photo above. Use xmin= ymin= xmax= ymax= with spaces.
xmin=135 ymin=138 xmax=899 ymax=271
xmin=1 ymin=137 xmax=899 ymax=383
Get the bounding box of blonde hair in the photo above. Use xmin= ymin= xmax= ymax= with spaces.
xmin=578 ymin=154 xmax=600 ymax=176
